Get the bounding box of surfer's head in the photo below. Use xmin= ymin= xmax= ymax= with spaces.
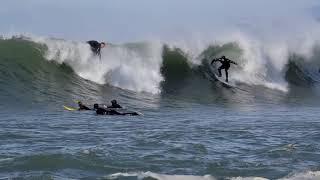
xmin=221 ymin=55 xmax=226 ymax=59
xmin=100 ymin=42 xmax=106 ymax=48
xmin=111 ymin=100 xmax=117 ymax=105
xmin=93 ymin=103 xmax=99 ymax=109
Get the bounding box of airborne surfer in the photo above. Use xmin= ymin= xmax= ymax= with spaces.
xmin=87 ymin=40 xmax=106 ymax=59
xmin=211 ymin=56 xmax=238 ymax=82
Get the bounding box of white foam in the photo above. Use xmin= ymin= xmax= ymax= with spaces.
xmin=231 ymin=177 xmax=268 ymax=180
xmin=107 ymin=172 xmax=215 ymax=180
xmin=106 ymin=171 xmax=320 ymax=180
xmin=0 ymin=158 xmax=13 ymax=163
xmin=30 ymin=36 xmax=163 ymax=94
xmin=279 ymin=171 xmax=320 ymax=180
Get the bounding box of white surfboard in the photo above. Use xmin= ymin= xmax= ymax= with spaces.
xmin=212 ymin=72 xmax=235 ymax=88
xmin=209 ymin=62 xmax=235 ymax=88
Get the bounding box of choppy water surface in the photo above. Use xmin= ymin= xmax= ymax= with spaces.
xmin=1 ymin=104 xmax=320 ymax=179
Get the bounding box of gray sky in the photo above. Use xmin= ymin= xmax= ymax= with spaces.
xmin=1 ymin=0 xmax=319 ymax=42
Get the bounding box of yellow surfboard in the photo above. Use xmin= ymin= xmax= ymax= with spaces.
xmin=63 ymin=105 xmax=77 ymax=111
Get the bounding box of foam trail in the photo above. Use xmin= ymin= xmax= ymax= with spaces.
xmin=107 ymin=172 xmax=215 ymax=180
xmin=231 ymin=177 xmax=268 ymax=180
xmin=31 ymin=35 xmax=163 ymax=94
xmin=106 ymin=171 xmax=320 ymax=180
xmin=279 ymin=171 xmax=320 ymax=180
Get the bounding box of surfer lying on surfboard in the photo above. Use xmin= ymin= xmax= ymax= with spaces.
xmin=78 ymin=100 xmax=122 ymax=110
xmin=94 ymin=104 xmax=139 ymax=116
xmin=211 ymin=56 xmax=238 ymax=82
xmin=74 ymin=100 xmax=139 ymax=116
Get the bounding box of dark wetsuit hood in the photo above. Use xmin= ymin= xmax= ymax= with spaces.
xmin=108 ymin=100 xmax=122 ymax=108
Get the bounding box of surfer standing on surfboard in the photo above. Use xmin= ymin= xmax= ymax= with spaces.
xmin=211 ymin=56 xmax=238 ymax=82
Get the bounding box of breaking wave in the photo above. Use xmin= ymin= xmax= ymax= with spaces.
xmin=1 ymin=31 xmax=320 ymax=105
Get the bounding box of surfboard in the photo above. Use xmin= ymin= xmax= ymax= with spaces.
xmin=63 ymin=105 xmax=77 ymax=111
xmin=212 ymin=72 xmax=235 ymax=88
xmin=209 ymin=62 xmax=235 ymax=88
xmin=113 ymin=108 xmax=143 ymax=116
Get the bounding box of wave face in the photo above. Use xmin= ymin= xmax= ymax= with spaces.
xmin=1 ymin=33 xmax=320 ymax=107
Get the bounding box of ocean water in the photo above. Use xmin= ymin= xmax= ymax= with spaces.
xmin=0 ymin=36 xmax=320 ymax=180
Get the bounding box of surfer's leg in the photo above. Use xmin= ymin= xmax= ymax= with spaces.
xmin=218 ymin=66 xmax=223 ymax=77
xmin=225 ymin=69 xmax=228 ymax=82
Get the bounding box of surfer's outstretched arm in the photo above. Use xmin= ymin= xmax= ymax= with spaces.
xmin=211 ymin=58 xmax=222 ymax=65
xmin=230 ymin=60 xmax=238 ymax=65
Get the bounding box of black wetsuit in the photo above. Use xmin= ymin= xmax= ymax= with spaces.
xmin=96 ymin=107 xmax=139 ymax=116
xmin=96 ymin=107 xmax=123 ymax=115
xmin=78 ymin=104 xmax=91 ymax=110
xmin=87 ymin=40 xmax=101 ymax=57
xmin=211 ymin=57 xmax=237 ymax=82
